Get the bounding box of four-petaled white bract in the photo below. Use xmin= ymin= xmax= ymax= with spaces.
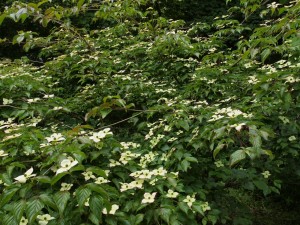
xmin=102 ymin=204 xmax=119 ymax=215
xmin=89 ymin=128 xmax=113 ymax=142
xmin=141 ymin=192 xmax=157 ymax=204
xmin=37 ymin=214 xmax=55 ymax=225
xmin=19 ymin=216 xmax=28 ymax=225
xmin=56 ymin=158 xmax=78 ymax=174
xmin=166 ymin=189 xmax=179 ymax=198
xmin=183 ymin=195 xmax=196 ymax=208
xmin=45 ymin=133 xmax=65 ymax=143
xmin=14 ymin=167 xmax=36 ymax=183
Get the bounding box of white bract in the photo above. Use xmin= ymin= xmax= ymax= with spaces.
xmin=102 ymin=204 xmax=119 ymax=215
xmin=14 ymin=167 xmax=36 ymax=183
xmin=141 ymin=192 xmax=157 ymax=204
xmin=0 ymin=150 xmax=8 ymax=157
xmin=36 ymin=214 xmax=55 ymax=225
xmin=60 ymin=183 xmax=73 ymax=191
xmin=166 ymin=189 xmax=179 ymax=198
xmin=183 ymin=195 xmax=196 ymax=208
xmin=19 ymin=216 xmax=28 ymax=225
xmin=56 ymin=157 xmax=78 ymax=174
xmin=45 ymin=133 xmax=65 ymax=143
xmin=89 ymin=128 xmax=112 ymax=142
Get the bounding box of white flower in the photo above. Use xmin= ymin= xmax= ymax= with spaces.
xmin=89 ymin=128 xmax=112 ymax=142
xmin=109 ymin=159 xmax=121 ymax=167
xmin=46 ymin=133 xmax=65 ymax=143
xmin=94 ymin=177 xmax=110 ymax=184
xmin=152 ymin=167 xmax=167 ymax=176
xmin=36 ymin=214 xmax=55 ymax=225
xmin=183 ymin=195 xmax=196 ymax=208
xmin=262 ymin=170 xmax=271 ymax=178
xmin=19 ymin=216 xmax=28 ymax=225
xmin=43 ymin=94 xmax=54 ymax=98
xmin=56 ymin=157 xmax=78 ymax=174
xmin=3 ymin=98 xmax=13 ymax=105
xmin=82 ymin=171 xmax=96 ymax=181
xmin=288 ymin=136 xmax=296 ymax=142
xmin=14 ymin=167 xmax=36 ymax=183
xmin=200 ymin=202 xmax=211 ymax=212
xmin=141 ymin=192 xmax=157 ymax=204
xmin=84 ymin=198 xmax=90 ymax=206
xmin=60 ymin=183 xmax=73 ymax=191
xmin=0 ymin=150 xmax=8 ymax=157
xmin=102 ymin=204 xmax=119 ymax=215
xmin=214 ymin=160 xmax=224 ymax=168
xmin=166 ymin=189 xmax=179 ymax=198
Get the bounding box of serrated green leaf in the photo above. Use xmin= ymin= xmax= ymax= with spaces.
xmin=86 ymin=183 xmax=108 ymax=199
xmin=26 ymin=199 xmax=44 ymax=224
xmin=90 ymin=195 xmax=103 ymax=218
xmin=159 ymin=208 xmax=172 ymax=224
xmin=178 ymin=202 xmax=189 ymax=214
xmin=39 ymin=194 xmax=57 ymax=210
xmin=76 ymin=187 xmax=91 ymax=208
xmin=3 ymin=214 xmax=18 ymax=225
xmin=54 ymin=191 xmax=70 ymax=215
xmin=12 ymin=200 xmax=26 ymax=223
xmin=0 ymin=187 xmax=19 ymax=208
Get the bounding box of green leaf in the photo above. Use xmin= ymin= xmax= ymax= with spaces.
xmin=3 ymin=215 xmax=18 ymax=225
xmin=229 ymin=150 xmax=246 ymax=166
xmin=177 ymin=120 xmax=189 ymax=131
xmin=86 ymin=183 xmax=108 ymax=198
xmin=100 ymin=108 xmax=112 ymax=119
xmin=76 ymin=187 xmax=91 ymax=208
xmin=89 ymin=212 xmax=100 ymax=225
xmin=26 ymin=199 xmax=44 ymax=224
xmin=134 ymin=214 xmax=144 ymax=225
xmin=213 ymin=143 xmax=225 ymax=159
xmin=77 ymin=0 xmax=85 ymax=9
xmin=54 ymin=191 xmax=70 ymax=215
xmin=180 ymin=160 xmax=190 ymax=172
xmin=159 ymin=208 xmax=172 ymax=224
xmin=178 ymin=202 xmax=189 ymax=214
xmin=0 ymin=14 xmax=7 ymax=26
xmin=12 ymin=200 xmax=26 ymax=223
xmin=39 ymin=194 xmax=57 ymax=210
xmin=0 ymin=187 xmax=19 ymax=208
xmin=51 ymin=172 xmax=68 ymax=185
xmin=261 ymin=48 xmax=271 ymax=63
xmin=89 ymin=195 xmax=103 ymax=220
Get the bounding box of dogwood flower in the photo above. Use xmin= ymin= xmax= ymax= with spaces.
xmin=0 ymin=150 xmax=8 ymax=157
xmin=45 ymin=133 xmax=65 ymax=143
xmin=14 ymin=167 xmax=36 ymax=183
xmin=262 ymin=170 xmax=271 ymax=178
xmin=60 ymin=183 xmax=73 ymax=191
xmin=141 ymin=192 xmax=157 ymax=204
xmin=82 ymin=171 xmax=96 ymax=181
xmin=3 ymin=98 xmax=13 ymax=105
xmin=102 ymin=204 xmax=119 ymax=215
xmin=19 ymin=216 xmax=28 ymax=225
xmin=94 ymin=177 xmax=110 ymax=184
xmin=166 ymin=189 xmax=179 ymax=198
xmin=89 ymin=128 xmax=112 ymax=142
xmin=200 ymin=202 xmax=211 ymax=212
xmin=183 ymin=195 xmax=196 ymax=208
xmin=36 ymin=214 xmax=55 ymax=225
xmin=56 ymin=157 xmax=78 ymax=174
